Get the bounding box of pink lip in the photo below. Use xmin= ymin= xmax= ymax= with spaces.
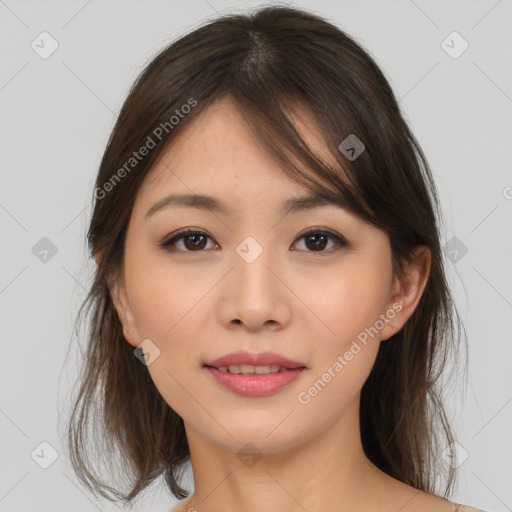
xmin=203 ymin=351 xmax=307 ymax=397
xmin=204 ymin=367 xmax=306 ymax=396
xmin=203 ymin=351 xmax=306 ymax=369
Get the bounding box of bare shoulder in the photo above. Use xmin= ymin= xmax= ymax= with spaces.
xmin=402 ymin=492 xmax=489 ymax=512
xmin=167 ymin=498 xmax=489 ymax=512
xmin=375 ymin=475 xmax=452 ymax=512
xmin=405 ymin=492 xmax=458 ymax=512
xmin=377 ymin=471 xmax=490 ymax=512
xmin=165 ymin=498 xmax=489 ymax=512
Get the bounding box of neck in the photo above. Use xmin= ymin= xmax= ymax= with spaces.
xmin=180 ymin=399 xmax=391 ymax=512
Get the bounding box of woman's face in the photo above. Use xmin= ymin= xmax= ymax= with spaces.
xmin=110 ymin=97 xmax=413 ymax=455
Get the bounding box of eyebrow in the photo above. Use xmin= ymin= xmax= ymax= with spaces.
xmin=145 ymin=193 xmax=344 ymax=220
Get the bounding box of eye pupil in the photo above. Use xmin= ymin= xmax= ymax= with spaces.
xmin=306 ymin=233 xmax=327 ymax=251
xmin=185 ymin=234 xmax=207 ymax=250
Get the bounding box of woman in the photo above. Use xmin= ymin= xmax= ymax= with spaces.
xmin=66 ymin=5 xmax=486 ymax=512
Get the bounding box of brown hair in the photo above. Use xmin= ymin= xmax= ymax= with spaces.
xmin=65 ymin=4 xmax=465 ymax=506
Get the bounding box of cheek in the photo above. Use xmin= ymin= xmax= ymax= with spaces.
xmin=293 ymin=256 xmax=391 ymax=400
xmin=123 ymin=249 xmax=217 ymax=413
xmin=125 ymin=244 xmax=212 ymax=344
xmin=293 ymin=267 xmax=388 ymax=412
xmin=298 ymin=258 xmax=391 ymax=347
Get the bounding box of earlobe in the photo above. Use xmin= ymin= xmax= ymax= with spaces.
xmin=381 ymin=245 xmax=432 ymax=340
xmin=93 ymin=250 xmax=103 ymax=268
xmin=109 ymin=280 xmax=140 ymax=348
xmin=96 ymin=250 xmax=140 ymax=347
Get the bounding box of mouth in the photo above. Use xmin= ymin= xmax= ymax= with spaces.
xmin=203 ymin=351 xmax=307 ymax=371
xmin=203 ymin=363 xmax=307 ymax=397
xmin=202 ymin=351 xmax=307 ymax=396
xmin=203 ymin=364 xmax=305 ymax=374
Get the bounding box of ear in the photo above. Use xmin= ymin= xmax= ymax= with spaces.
xmin=380 ymin=245 xmax=431 ymax=341
xmin=109 ymin=279 xmax=141 ymax=347
xmin=94 ymin=251 xmax=140 ymax=347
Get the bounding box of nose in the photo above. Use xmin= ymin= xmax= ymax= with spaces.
xmin=217 ymin=240 xmax=292 ymax=333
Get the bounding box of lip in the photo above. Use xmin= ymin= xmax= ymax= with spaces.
xmin=205 ymin=367 xmax=306 ymax=396
xmin=203 ymin=351 xmax=306 ymax=369
xmin=203 ymin=351 xmax=307 ymax=397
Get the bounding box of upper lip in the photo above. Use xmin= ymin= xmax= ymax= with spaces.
xmin=204 ymin=351 xmax=306 ymax=369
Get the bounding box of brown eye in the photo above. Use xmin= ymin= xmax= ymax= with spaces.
xmin=183 ymin=233 xmax=208 ymax=250
xmin=161 ymin=228 xmax=347 ymax=254
xmin=161 ymin=229 xmax=217 ymax=252
xmin=304 ymin=233 xmax=328 ymax=251
xmin=293 ymin=229 xmax=347 ymax=253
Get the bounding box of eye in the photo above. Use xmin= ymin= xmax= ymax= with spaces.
xmin=160 ymin=228 xmax=347 ymax=254
xmin=292 ymin=228 xmax=347 ymax=253
xmin=160 ymin=228 xmax=218 ymax=253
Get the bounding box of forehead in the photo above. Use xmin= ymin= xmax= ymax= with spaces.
xmin=135 ymin=97 xmax=341 ymax=208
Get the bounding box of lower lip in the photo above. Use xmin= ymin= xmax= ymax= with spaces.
xmin=204 ymin=366 xmax=305 ymax=396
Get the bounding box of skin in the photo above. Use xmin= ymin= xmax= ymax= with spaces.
xmin=101 ymin=97 xmax=455 ymax=512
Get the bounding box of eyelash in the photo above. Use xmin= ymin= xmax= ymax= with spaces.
xmin=160 ymin=228 xmax=347 ymax=254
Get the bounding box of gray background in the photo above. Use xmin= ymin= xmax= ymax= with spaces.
xmin=0 ymin=0 xmax=511 ymax=511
